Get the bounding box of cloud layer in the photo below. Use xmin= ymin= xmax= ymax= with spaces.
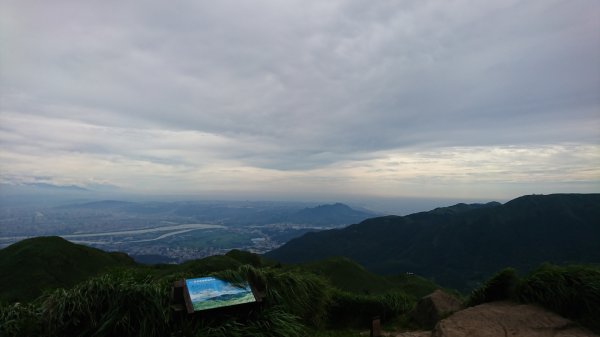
xmin=1 ymin=0 xmax=599 ymax=199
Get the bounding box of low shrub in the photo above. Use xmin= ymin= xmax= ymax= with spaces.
xmin=42 ymin=272 xmax=170 ymax=337
xmin=0 ymin=302 xmax=42 ymax=337
xmin=467 ymin=267 xmax=519 ymax=306
xmin=328 ymin=290 xmax=413 ymax=328
xmin=518 ymin=264 xmax=600 ymax=333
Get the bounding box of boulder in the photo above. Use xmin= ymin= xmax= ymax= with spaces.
xmin=410 ymin=289 xmax=462 ymax=328
xmin=432 ymin=301 xmax=597 ymax=337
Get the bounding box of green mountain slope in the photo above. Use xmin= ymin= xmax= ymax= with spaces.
xmin=265 ymin=194 xmax=600 ymax=290
xmin=3 ymin=234 xmax=598 ymax=336
xmin=296 ymin=257 xmax=438 ymax=297
xmin=0 ymin=236 xmax=134 ymax=302
xmin=0 ymin=235 xmax=436 ymax=306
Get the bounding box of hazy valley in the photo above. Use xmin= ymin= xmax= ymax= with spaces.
xmin=0 ymin=199 xmax=376 ymax=263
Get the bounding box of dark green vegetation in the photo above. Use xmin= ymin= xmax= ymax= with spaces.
xmin=2 ymin=193 xmax=599 ymax=336
xmin=468 ymin=264 xmax=600 ymax=333
xmin=0 ymin=236 xmax=134 ymax=302
xmin=266 ymin=194 xmax=600 ymax=290
xmin=295 ymin=257 xmax=438 ymax=297
xmin=0 ymin=237 xmax=431 ymax=336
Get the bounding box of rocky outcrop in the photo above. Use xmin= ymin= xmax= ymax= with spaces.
xmin=432 ymin=301 xmax=597 ymax=337
xmin=410 ymin=290 xmax=462 ymax=328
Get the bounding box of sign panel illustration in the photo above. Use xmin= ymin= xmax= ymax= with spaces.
xmin=184 ymin=277 xmax=257 ymax=311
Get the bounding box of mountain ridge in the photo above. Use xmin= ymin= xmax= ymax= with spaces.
xmin=265 ymin=193 xmax=600 ymax=290
xmin=54 ymin=200 xmax=375 ymax=227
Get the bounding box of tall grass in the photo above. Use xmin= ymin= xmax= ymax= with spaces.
xmin=328 ymin=290 xmax=413 ymax=328
xmin=518 ymin=264 xmax=600 ymax=333
xmin=0 ymin=302 xmax=41 ymax=337
xmin=178 ymin=264 xmax=325 ymax=336
xmin=212 ymin=265 xmax=332 ymax=327
xmin=467 ymin=267 xmax=519 ymax=306
xmin=0 ymin=271 xmax=169 ymax=337
xmin=262 ymin=269 xmax=332 ymax=327
xmin=184 ymin=306 xmax=306 ymax=337
xmin=42 ymin=272 xmax=170 ymax=337
xmin=0 ymin=263 xmax=416 ymax=336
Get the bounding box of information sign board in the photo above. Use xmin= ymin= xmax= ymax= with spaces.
xmin=184 ymin=277 xmax=257 ymax=312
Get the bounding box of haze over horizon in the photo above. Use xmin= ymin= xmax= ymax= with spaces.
xmin=1 ymin=0 xmax=599 ymax=202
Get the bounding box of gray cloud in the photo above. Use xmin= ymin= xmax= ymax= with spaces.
xmin=0 ymin=0 xmax=598 ymax=197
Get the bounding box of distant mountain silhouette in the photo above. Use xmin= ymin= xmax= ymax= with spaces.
xmin=57 ymin=199 xmax=135 ymax=209
xmin=265 ymin=194 xmax=600 ymax=290
xmin=0 ymin=183 xmax=92 ymax=206
xmin=57 ymin=200 xmax=375 ymax=226
xmin=285 ymin=203 xmax=376 ymax=226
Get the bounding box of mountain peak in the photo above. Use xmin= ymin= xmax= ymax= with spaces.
xmin=291 ymin=203 xmax=374 ymax=226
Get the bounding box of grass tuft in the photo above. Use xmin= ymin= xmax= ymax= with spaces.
xmin=467 ymin=267 xmax=519 ymax=306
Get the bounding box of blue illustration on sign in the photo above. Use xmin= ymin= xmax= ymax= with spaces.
xmin=185 ymin=276 xmax=256 ymax=311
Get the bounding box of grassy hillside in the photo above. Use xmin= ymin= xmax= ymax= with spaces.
xmin=0 ymin=239 xmax=417 ymax=337
xmin=0 ymin=236 xmax=432 ymax=305
xmin=296 ymin=257 xmax=438 ymax=297
xmin=0 ymin=236 xmax=134 ymax=302
xmin=265 ymin=194 xmax=600 ymax=290
xmin=1 ymin=236 xmax=598 ymax=336
xmin=0 ymin=236 xmax=275 ymax=304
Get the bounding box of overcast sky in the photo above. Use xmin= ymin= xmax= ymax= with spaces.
xmin=1 ymin=0 xmax=599 ymax=202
